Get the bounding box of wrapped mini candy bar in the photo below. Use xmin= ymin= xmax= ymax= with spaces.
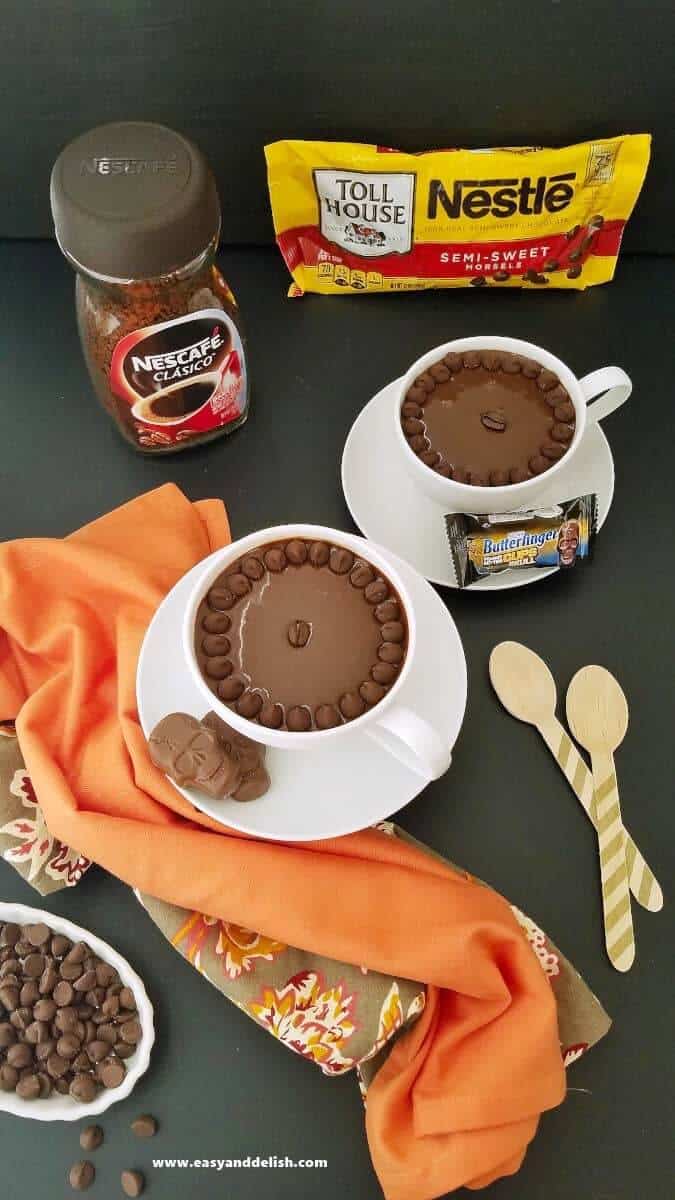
xmin=446 ymin=495 xmax=598 ymax=588
xmin=265 ymin=136 xmax=650 ymax=296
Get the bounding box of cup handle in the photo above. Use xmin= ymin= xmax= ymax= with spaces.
xmin=579 ymin=366 xmax=632 ymax=424
xmin=365 ymin=703 xmax=451 ymax=780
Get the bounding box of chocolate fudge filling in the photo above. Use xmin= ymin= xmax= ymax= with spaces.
xmin=401 ymin=349 xmax=576 ymax=486
xmin=194 ymin=540 xmax=408 ymax=731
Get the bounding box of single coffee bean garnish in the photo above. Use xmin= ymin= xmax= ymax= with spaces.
xmin=287 ymin=619 xmax=311 ymax=648
xmin=480 ymin=410 xmax=507 ymax=432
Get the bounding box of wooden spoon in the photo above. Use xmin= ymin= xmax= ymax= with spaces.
xmin=489 ymin=642 xmax=662 ymax=911
xmin=566 ymin=665 xmax=635 ymax=972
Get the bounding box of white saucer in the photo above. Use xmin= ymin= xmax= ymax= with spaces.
xmin=136 ymin=542 xmax=467 ymax=842
xmin=342 ymin=378 xmax=615 ymax=590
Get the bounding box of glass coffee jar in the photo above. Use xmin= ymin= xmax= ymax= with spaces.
xmin=51 ymin=122 xmax=248 ymax=453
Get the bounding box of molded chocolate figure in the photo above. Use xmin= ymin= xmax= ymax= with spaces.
xmin=149 ymin=712 xmax=269 ymax=802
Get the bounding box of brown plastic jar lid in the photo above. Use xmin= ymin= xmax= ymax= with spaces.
xmin=50 ymin=121 xmax=221 ymax=280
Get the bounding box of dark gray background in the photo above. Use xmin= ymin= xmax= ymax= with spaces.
xmin=0 ymin=0 xmax=672 ymax=249
xmin=0 ymin=243 xmax=673 ymax=1198
xmin=1 ymin=0 xmax=674 ymax=1195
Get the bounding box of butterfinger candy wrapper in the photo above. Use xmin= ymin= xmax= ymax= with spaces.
xmin=265 ymin=136 xmax=650 ymax=295
xmin=446 ymin=495 xmax=598 ymax=588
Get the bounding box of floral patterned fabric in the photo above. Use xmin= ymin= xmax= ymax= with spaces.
xmin=0 ymin=724 xmax=91 ymax=894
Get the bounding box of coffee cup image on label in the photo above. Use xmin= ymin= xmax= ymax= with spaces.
xmin=313 ymin=170 xmax=415 ymax=257
xmin=110 ymin=308 xmax=245 ymax=431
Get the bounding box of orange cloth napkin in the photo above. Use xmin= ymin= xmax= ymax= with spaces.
xmin=0 ymin=485 xmax=565 ymax=1200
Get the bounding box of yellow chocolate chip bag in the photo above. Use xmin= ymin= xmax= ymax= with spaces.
xmin=264 ymin=135 xmax=651 ymax=296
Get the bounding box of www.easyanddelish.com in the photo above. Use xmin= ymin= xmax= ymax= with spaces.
xmin=152 ymin=1155 xmax=328 ymax=1171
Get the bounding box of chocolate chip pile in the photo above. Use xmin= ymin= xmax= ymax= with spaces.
xmin=195 ymin=539 xmax=408 ymax=731
xmin=0 ymin=920 xmax=141 ymax=1102
xmin=401 ymin=349 xmax=576 ymax=486
xmin=469 ymin=214 xmax=605 ymax=287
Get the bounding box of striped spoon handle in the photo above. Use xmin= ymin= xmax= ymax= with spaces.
xmin=590 ymin=747 xmax=635 ymax=971
xmin=537 ymin=716 xmax=663 ymax=913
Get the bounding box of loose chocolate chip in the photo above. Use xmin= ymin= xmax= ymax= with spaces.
xmin=259 ymin=702 xmax=284 ymax=729
xmin=443 ymin=352 xmax=463 ymax=372
xmin=0 ymin=923 xmax=20 ymax=947
xmin=541 ymin=440 xmax=566 ymax=460
xmin=25 ymin=1021 xmax=50 ymax=1044
xmin=380 ymin=621 xmax=405 ymax=644
xmin=69 ymin=1161 xmax=95 ymax=1191
xmin=537 ymin=370 xmax=559 ymax=391
xmin=350 ymin=561 xmax=375 ymax=588
xmin=372 ymin=662 xmax=398 ymax=685
xmin=57 ymin=1034 xmax=81 ymax=1059
xmin=285 ymin=539 xmax=308 ymax=565
xmin=287 ymin=618 xmax=311 ymax=648
xmin=329 ymin=547 xmax=354 ymax=574
xmin=39 ymin=965 xmax=59 ymax=995
xmin=0 ymin=1064 xmax=18 ymax=1091
xmin=7 ymin=1043 xmax=33 ymax=1069
xmin=236 ymin=691 xmax=263 ymax=720
xmin=131 ymin=1114 xmax=158 ymax=1139
xmin=402 ymin=417 xmax=424 ymax=435
xmin=315 ymin=704 xmax=340 ymax=730
xmin=463 ymin=351 xmax=481 ymax=369
xmin=469 ymin=275 xmax=487 ymax=287
xmin=500 ymin=355 xmax=522 ymax=375
xmin=433 ymin=460 xmax=452 ymax=477
xmin=480 ymin=410 xmax=507 ymax=432
xmin=287 ymin=706 xmax=312 ymax=732
xmin=378 ymin=642 xmax=404 ymax=665
xmin=121 ymin=1170 xmax=145 ymax=1197
xmin=568 ymin=247 xmax=582 ymax=262
xmin=308 ymin=541 xmax=330 ymax=567
xmin=492 ymin=271 xmax=511 ymax=282
xmin=0 ymin=957 xmax=19 ymax=977
xmin=95 ymin=962 xmax=118 ymax=989
xmin=59 ymin=960 xmax=84 ymax=982
xmin=114 ymin=1041 xmax=135 ymax=1060
xmin=26 ymin=923 xmax=50 ymax=947
xmin=554 ymin=401 xmax=575 ymax=423
xmin=73 ymin=1052 xmax=91 ymax=1073
xmin=226 ymin=572 xmax=250 ymax=598
xmin=80 ymin=1125 xmax=104 ymax=1151
xmin=35 ymin=1040 xmax=56 ymax=1062
xmin=364 ymin=579 xmax=388 ymax=605
xmin=401 ymin=400 xmax=422 ymax=419
xmin=339 ymin=692 xmax=366 ymax=720
xmin=96 ymin=1023 xmax=118 ymax=1044
xmin=204 ymin=656 xmax=233 ymax=681
xmin=543 ymin=259 xmax=559 ymax=271
xmin=54 ymin=1077 xmax=71 ymax=1094
xmin=489 ymin=469 xmax=511 ymax=486
xmin=87 ymin=1040 xmax=110 ymax=1064
xmin=16 ymin=1073 xmax=41 ymax=1099
xmin=374 ymin=599 xmax=399 ymax=623
xmin=509 ymin=466 xmax=530 ymax=483
xmin=20 ymin=980 xmax=40 ymax=1006
xmin=51 ymin=935 xmax=71 ymax=958
xmin=565 ymin=224 xmax=581 ymax=240
xmin=100 ymin=1053 xmax=127 ymax=1086
xmin=217 ymin=675 xmax=246 ymax=702
xmin=429 ymin=362 xmax=450 ymax=381
xmin=202 ymin=610 xmax=231 ymax=635
xmin=0 ymin=1021 xmax=16 ymax=1046
xmin=202 ymin=633 xmax=231 ymax=657
xmin=551 ymin=423 xmax=574 ymax=443
xmin=360 ymin=680 xmax=386 ymax=706
xmin=419 ymin=449 xmax=440 ymax=467
xmin=10 ymin=1006 xmax=33 ymax=1031
xmin=566 ymin=264 xmax=582 ymax=279
xmin=0 ymin=984 xmax=19 ymax=1010
xmin=22 ymin=953 xmax=46 ymax=978
xmin=70 ymin=1074 xmax=99 ymax=1103
xmin=46 ymin=1052 xmax=69 ymax=1078
xmin=73 ymin=969 xmax=97 ymax=993
xmin=529 ymin=455 xmax=550 ymax=475
xmin=264 ymin=547 xmax=287 ymax=572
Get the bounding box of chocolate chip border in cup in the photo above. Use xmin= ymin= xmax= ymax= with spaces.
xmin=0 ymin=903 xmax=154 ymax=1122
xmin=183 ymin=526 xmax=451 ymax=778
xmin=393 ymin=337 xmax=630 ymax=516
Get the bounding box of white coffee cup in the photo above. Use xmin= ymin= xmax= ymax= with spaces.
xmin=394 ymin=336 xmax=632 ymax=514
xmin=183 ymin=524 xmax=451 ymax=780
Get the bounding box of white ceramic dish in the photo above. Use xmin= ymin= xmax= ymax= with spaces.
xmin=0 ymin=902 xmax=154 ymax=1121
xmin=342 ymin=377 xmax=615 ymax=591
xmin=137 ymin=540 xmax=467 ymax=841
xmin=393 ymin=335 xmax=630 ymax=514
